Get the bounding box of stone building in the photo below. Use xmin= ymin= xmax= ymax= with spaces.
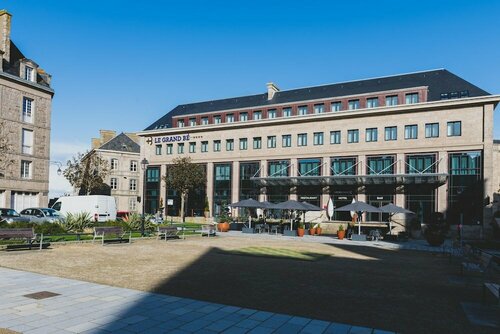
xmin=90 ymin=130 xmax=140 ymax=213
xmin=138 ymin=69 xmax=499 ymax=235
xmin=0 ymin=10 xmax=54 ymax=210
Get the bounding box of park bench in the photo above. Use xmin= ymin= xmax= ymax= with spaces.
xmin=200 ymin=224 xmax=216 ymax=237
xmin=0 ymin=228 xmax=47 ymax=250
xmin=461 ymin=251 xmax=493 ymax=277
xmin=93 ymin=226 xmax=131 ymax=245
xmin=157 ymin=226 xmax=180 ymax=241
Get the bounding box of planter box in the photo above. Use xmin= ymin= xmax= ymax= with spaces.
xmin=351 ymin=234 xmax=367 ymax=241
xmin=283 ymin=230 xmax=297 ymax=237
xmin=242 ymin=227 xmax=255 ymax=234
xmin=230 ymin=223 xmax=243 ymax=231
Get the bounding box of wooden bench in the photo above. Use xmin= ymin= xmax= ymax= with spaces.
xmin=200 ymin=224 xmax=216 ymax=237
xmin=93 ymin=226 xmax=131 ymax=245
xmin=483 ymin=282 xmax=500 ymax=305
xmin=0 ymin=228 xmax=47 ymax=250
xmin=461 ymin=251 xmax=493 ymax=276
xmin=157 ymin=226 xmax=179 ymax=241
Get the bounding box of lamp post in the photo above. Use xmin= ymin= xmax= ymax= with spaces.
xmin=140 ymin=158 xmax=149 ymax=237
xmin=50 ymin=161 xmax=63 ymax=176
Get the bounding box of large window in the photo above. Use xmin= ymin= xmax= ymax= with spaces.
xmin=313 ymin=132 xmax=324 ymax=145
xmin=366 ymin=98 xmax=379 ymax=108
xmin=282 ymin=135 xmax=291 ymax=147
xmin=447 ymin=121 xmax=462 ymax=137
xmin=213 ymin=140 xmax=221 ymax=152
xmin=405 ymin=93 xmax=419 ymax=104
xmin=213 ymin=163 xmax=232 ymax=216
xmin=166 ymin=144 xmax=173 ymax=155
xmin=405 ymin=125 xmax=418 ymax=139
xmin=111 ymin=158 xmax=118 ymax=170
xmin=268 ymin=160 xmax=289 ymax=177
xmin=268 ymin=109 xmax=277 ymax=119
xmin=425 ymin=123 xmax=439 ymax=138
xmin=240 ymin=162 xmax=260 ymax=200
xmin=177 ymin=143 xmax=184 ymax=154
xmin=110 ymin=178 xmax=118 ymax=190
xmin=385 ymin=126 xmax=397 ymax=141
xmin=367 ymin=155 xmax=395 ymax=174
xmin=130 ymin=160 xmax=138 ymax=172
xmin=129 ymin=179 xmax=137 ymax=191
xmin=331 ymin=157 xmax=357 ymax=175
xmin=347 ymin=129 xmax=359 ymax=143
xmin=365 ymin=128 xmax=378 ymax=142
xmin=330 ymin=131 xmax=341 ymax=144
xmin=201 ymin=141 xmax=208 ymax=153
xmin=297 ymin=133 xmax=307 ymax=146
xmin=22 ymin=97 xmax=33 ymax=123
xmin=253 ymin=137 xmax=262 ymax=149
xmin=240 ymin=112 xmax=248 ymax=121
xmin=267 ymin=136 xmax=276 ymax=148
xmin=155 ymin=144 xmax=162 ymax=155
xmin=314 ymin=104 xmax=324 ymax=114
xmin=298 ymin=106 xmax=308 ymax=115
xmin=406 ymin=154 xmax=436 ymax=174
xmin=21 ymin=129 xmax=33 ymax=155
xmin=253 ymin=111 xmax=262 ymax=120
xmin=21 ymin=160 xmax=31 ymax=179
xmin=226 ymin=139 xmax=234 ymax=151
xmin=145 ymin=166 xmax=160 ymax=214
xmin=348 ymin=99 xmax=360 ymax=110
xmin=331 ymin=101 xmax=342 ymax=112
xmin=299 ymin=159 xmax=321 ymax=176
xmin=239 ymin=138 xmax=248 ymax=150
xmin=386 ymin=95 xmax=398 ymax=106
xmin=189 ymin=142 xmax=196 ymax=153
xmin=282 ymin=107 xmax=292 ymax=117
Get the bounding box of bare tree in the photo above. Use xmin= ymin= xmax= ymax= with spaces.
xmin=63 ymin=151 xmax=110 ymax=195
xmin=163 ymin=157 xmax=206 ymax=222
xmin=0 ymin=120 xmax=14 ymax=178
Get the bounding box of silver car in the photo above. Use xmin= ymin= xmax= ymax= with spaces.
xmin=0 ymin=208 xmax=31 ymax=224
xmin=20 ymin=208 xmax=64 ymax=224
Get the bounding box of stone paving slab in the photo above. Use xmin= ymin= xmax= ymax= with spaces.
xmin=0 ymin=267 xmax=397 ymax=333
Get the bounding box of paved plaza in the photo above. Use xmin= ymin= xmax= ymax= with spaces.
xmin=0 ymin=267 xmax=395 ymax=334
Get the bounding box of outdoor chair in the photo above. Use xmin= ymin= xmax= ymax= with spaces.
xmin=255 ymin=224 xmax=264 ymax=233
xmin=270 ymin=225 xmax=280 ymax=235
xmin=368 ymin=229 xmax=382 ymax=241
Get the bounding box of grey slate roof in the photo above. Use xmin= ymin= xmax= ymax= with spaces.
xmin=144 ymin=69 xmax=491 ymax=131
xmin=2 ymin=41 xmax=51 ymax=88
xmin=98 ymin=133 xmax=140 ymax=153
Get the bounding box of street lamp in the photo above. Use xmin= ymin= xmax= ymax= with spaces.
xmin=50 ymin=161 xmax=63 ymax=176
xmin=140 ymin=158 xmax=149 ymax=237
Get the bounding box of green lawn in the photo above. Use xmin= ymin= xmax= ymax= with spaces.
xmin=223 ymin=246 xmax=330 ymax=261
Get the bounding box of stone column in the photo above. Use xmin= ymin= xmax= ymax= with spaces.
xmin=206 ymin=162 xmax=214 ymax=217
xmin=395 ymin=153 xmax=405 ymax=207
xmin=321 ymin=157 xmax=331 ymax=208
xmin=259 ymin=160 xmax=267 ymax=202
xmin=232 ymin=161 xmax=239 ymax=207
xmin=159 ymin=164 xmax=167 ymax=216
xmin=289 ymin=158 xmax=298 ymax=200
xmin=437 ymin=151 xmax=448 ymax=214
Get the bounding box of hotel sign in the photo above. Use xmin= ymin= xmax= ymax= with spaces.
xmin=146 ymin=134 xmax=190 ymax=145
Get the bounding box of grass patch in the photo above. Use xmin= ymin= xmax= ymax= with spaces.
xmin=223 ymin=247 xmax=330 ymax=261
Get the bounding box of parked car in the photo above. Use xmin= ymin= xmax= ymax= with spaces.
xmin=0 ymin=208 xmax=31 ymax=224
xmin=19 ymin=208 xmax=64 ymax=224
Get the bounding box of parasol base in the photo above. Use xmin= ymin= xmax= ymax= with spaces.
xmin=351 ymin=234 xmax=367 ymax=241
xmin=283 ymin=230 xmax=297 ymax=237
xmin=242 ymin=228 xmax=255 ymax=234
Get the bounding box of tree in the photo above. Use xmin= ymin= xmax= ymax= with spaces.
xmin=163 ymin=157 xmax=206 ymax=222
xmin=0 ymin=120 xmax=14 ymax=178
xmin=63 ymin=151 xmax=110 ymax=195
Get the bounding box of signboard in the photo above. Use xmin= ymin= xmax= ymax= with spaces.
xmin=146 ymin=134 xmax=190 ymax=145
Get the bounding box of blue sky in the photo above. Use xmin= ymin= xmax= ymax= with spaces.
xmin=4 ymin=0 xmax=500 ymax=195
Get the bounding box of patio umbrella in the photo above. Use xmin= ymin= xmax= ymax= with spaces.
xmin=379 ymin=203 xmax=414 ymax=235
xmin=335 ymin=201 xmax=382 ymax=235
xmin=229 ymin=198 xmax=267 ymax=228
xmin=273 ymin=200 xmax=312 ymax=230
xmin=327 ymin=197 xmax=334 ymax=220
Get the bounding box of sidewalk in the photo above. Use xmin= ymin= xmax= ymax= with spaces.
xmin=0 ymin=267 xmax=395 ymax=334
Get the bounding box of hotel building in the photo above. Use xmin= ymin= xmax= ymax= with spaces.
xmin=138 ymin=70 xmax=499 ymax=233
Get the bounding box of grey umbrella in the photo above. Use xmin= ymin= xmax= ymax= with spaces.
xmin=379 ymin=203 xmax=414 ymax=235
xmin=229 ymin=198 xmax=267 ymax=228
xmin=335 ymin=201 xmax=382 ymax=235
xmin=273 ymin=200 xmax=312 ymax=230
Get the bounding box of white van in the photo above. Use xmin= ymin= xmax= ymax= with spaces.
xmin=52 ymin=195 xmax=117 ymax=222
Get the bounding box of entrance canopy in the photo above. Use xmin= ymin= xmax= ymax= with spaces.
xmin=251 ymin=173 xmax=448 ymax=187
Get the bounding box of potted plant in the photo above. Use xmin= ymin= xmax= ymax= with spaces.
xmin=203 ymin=197 xmax=210 ymax=218
xmin=337 ymin=224 xmax=345 ymax=240
xmin=316 ymin=223 xmax=322 ymax=236
xmin=308 ymin=223 xmax=316 ymax=236
xmin=423 ymin=212 xmax=448 ymax=246
xmin=297 ymin=222 xmax=305 ymax=237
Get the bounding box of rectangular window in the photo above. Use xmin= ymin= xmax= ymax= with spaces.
xmin=226 ymin=139 xmax=234 ymax=151
xmin=268 ymin=109 xmax=277 ymax=119
xmin=267 ymin=136 xmax=276 ymax=148
xmin=299 ymin=159 xmax=322 ymax=176
xmin=297 ymin=133 xmax=307 ymax=146
xmin=425 ymin=123 xmax=439 ymax=138
xmin=201 ymin=117 xmax=209 ymax=125
xmin=24 ymin=66 xmax=34 ymax=81
xmin=20 ymin=160 xmax=31 ymax=179
xmin=22 ymin=97 xmax=33 ymax=123
xmin=405 ymin=93 xmax=419 ymax=104
xmin=365 ymin=128 xmax=378 ymax=142
xmin=331 ymin=157 xmax=357 ymax=175
xmin=330 ymin=131 xmax=341 ymax=144
xmin=331 ymin=101 xmax=342 ymax=112
xmin=189 ymin=142 xmax=196 ymax=153
xmin=226 ymin=114 xmax=234 ymax=123
xmin=21 ymin=129 xmax=33 ymax=154
xmin=386 ymin=95 xmax=398 ymax=106
xmin=314 ymin=104 xmax=324 ymax=114
xmin=155 ymin=144 xmax=162 ymax=155
xmin=111 ymin=158 xmax=118 ymax=170
xmin=129 ymin=179 xmax=137 ymax=191
xmin=366 ymin=98 xmax=379 ymax=108
xmin=384 ymin=126 xmax=397 ymax=141
xmin=347 ymin=129 xmax=359 ymax=143
xmin=367 ymin=156 xmax=395 ymax=174
xmin=313 ymin=132 xmax=324 ymax=145
xmin=213 ymin=140 xmax=221 ymax=152
xmin=214 ymin=115 xmax=222 ymax=124
xmin=177 ymin=119 xmax=185 ymax=128
xmin=298 ymin=106 xmax=308 ymax=115
xmin=253 ymin=111 xmax=262 ymax=120
xmin=130 ymin=160 xmax=138 ymax=172
xmin=253 ymin=137 xmax=262 ymax=149
xmin=189 ymin=118 xmax=196 ymax=126
xmin=268 ymin=160 xmax=289 ymax=177
xmin=282 ymin=134 xmax=291 ymax=147
xmin=129 ymin=198 xmax=137 ymax=211
xmin=201 ymin=141 xmax=208 ymax=152
xmin=239 ymin=138 xmax=248 ymax=150
xmin=282 ymin=107 xmax=292 ymax=117
xmin=110 ymin=178 xmax=117 ymax=190
xmin=177 ymin=143 xmax=184 ymax=154
xmin=348 ymin=100 xmax=360 ymax=110
xmin=405 ymin=125 xmax=418 ymax=139
xmin=406 ymin=154 xmax=436 ymax=174
xmin=447 ymin=121 xmax=462 ymax=136
xmin=166 ymin=144 xmax=173 ymax=155
xmin=239 ymin=112 xmax=248 ymax=121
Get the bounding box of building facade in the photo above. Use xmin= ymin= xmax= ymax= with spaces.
xmin=90 ymin=130 xmax=141 ymax=213
xmin=0 ymin=10 xmax=54 ymax=211
xmin=138 ymin=70 xmax=499 ymax=232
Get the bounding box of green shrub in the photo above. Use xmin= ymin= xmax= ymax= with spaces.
xmin=64 ymin=212 xmax=93 ymax=232
xmin=34 ymin=222 xmax=67 ymax=235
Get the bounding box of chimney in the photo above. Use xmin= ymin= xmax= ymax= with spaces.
xmin=91 ymin=138 xmax=101 ymax=149
xmin=0 ymin=10 xmax=11 ymax=64
xmin=99 ymin=130 xmax=116 ymax=145
xmin=267 ymin=82 xmax=279 ymax=100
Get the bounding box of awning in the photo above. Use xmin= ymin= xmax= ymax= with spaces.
xmin=250 ymin=173 xmax=448 ymax=187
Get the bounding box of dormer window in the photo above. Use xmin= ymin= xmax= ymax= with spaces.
xmin=253 ymin=111 xmax=262 ymax=120
xmin=24 ymin=66 xmax=34 ymax=82
xmin=214 ymin=115 xmax=222 ymax=124
xmin=177 ymin=119 xmax=185 ymax=128
xmin=227 ymin=114 xmax=234 ymax=123
xmin=189 ymin=118 xmax=196 ymax=126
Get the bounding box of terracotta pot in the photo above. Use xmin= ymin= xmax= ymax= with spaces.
xmin=309 ymin=228 xmax=316 ymax=236
xmin=316 ymin=227 xmax=322 ymax=235
xmin=297 ymin=228 xmax=305 ymax=237
xmin=337 ymin=230 xmax=345 ymax=240
xmin=217 ymin=222 xmax=229 ymax=232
